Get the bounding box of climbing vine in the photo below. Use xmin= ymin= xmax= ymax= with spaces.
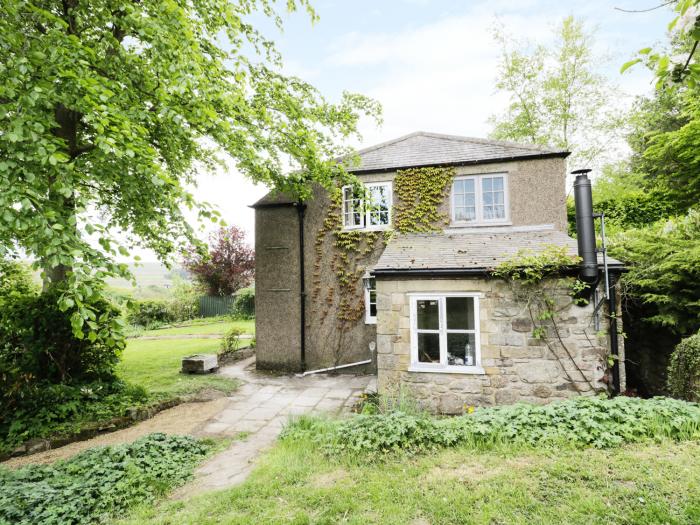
xmin=393 ymin=167 xmax=454 ymax=233
xmin=311 ymin=188 xmax=390 ymax=365
xmin=491 ymin=245 xmax=607 ymax=394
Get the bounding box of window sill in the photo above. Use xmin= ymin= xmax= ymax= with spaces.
xmin=365 ymin=318 xmax=377 ymax=325
xmin=449 ymin=221 xmax=512 ymax=228
xmin=342 ymin=226 xmax=392 ymax=232
xmin=408 ymin=365 xmax=485 ymax=375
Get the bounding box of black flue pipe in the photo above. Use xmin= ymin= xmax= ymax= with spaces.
xmin=572 ymin=170 xmax=599 ymax=285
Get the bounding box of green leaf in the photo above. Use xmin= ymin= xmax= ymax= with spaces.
xmin=621 ymin=58 xmax=642 ymax=74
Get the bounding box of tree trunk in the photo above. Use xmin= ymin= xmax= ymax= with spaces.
xmin=42 ymin=104 xmax=79 ymax=291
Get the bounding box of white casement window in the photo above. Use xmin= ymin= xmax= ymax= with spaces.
xmin=342 ymin=182 xmax=392 ymax=230
xmin=452 ymin=174 xmax=509 ymax=224
xmin=409 ymin=293 xmax=483 ymax=374
xmin=365 ymin=276 xmax=377 ymax=324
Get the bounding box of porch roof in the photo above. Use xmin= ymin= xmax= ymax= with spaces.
xmin=373 ymin=225 xmax=623 ymax=274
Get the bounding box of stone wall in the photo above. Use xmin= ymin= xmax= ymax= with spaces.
xmin=376 ymin=276 xmax=624 ymax=414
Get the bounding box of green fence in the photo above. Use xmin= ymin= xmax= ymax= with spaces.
xmin=199 ymin=295 xmax=236 ymax=317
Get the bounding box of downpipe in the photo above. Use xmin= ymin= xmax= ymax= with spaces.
xmin=295 ymin=359 xmax=373 ymax=377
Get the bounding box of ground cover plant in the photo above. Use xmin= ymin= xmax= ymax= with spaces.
xmin=119 ymin=432 xmax=700 ymax=525
xmin=0 ymin=433 xmax=213 ymax=525
xmin=283 ymin=396 xmax=700 ymax=456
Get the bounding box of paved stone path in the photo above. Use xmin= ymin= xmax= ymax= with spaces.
xmin=176 ymin=356 xmax=375 ymax=497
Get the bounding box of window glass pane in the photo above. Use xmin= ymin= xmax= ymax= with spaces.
xmin=416 ymin=299 xmax=439 ymax=330
xmin=446 ymin=297 xmax=474 ymax=330
xmin=447 ymin=333 xmax=476 ymax=366
xmin=481 ymin=176 xmax=505 ymax=221
xmin=418 ymin=333 xmax=440 ymax=363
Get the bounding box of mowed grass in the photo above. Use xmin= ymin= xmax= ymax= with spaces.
xmin=119 ymin=439 xmax=700 ymax=525
xmin=141 ymin=319 xmax=255 ymax=337
xmin=118 ymin=338 xmax=238 ymax=400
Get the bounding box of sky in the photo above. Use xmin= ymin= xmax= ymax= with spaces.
xmin=139 ymin=0 xmax=674 ymax=262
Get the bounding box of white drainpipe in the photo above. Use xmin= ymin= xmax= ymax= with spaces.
xmin=295 ymin=342 xmax=376 ymax=377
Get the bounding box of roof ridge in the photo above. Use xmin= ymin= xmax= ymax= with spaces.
xmin=413 ymin=131 xmax=561 ymax=154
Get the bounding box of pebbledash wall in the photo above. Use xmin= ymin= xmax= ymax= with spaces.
xmin=375 ymin=276 xmax=626 ymax=414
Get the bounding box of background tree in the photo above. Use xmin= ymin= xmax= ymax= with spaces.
xmin=622 ymin=0 xmax=700 ymax=88
xmin=490 ymin=16 xmax=623 ymax=170
xmin=0 ymin=1 xmax=380 ymax=334
xmin=183 ymin=226 xmax=255 ymax=296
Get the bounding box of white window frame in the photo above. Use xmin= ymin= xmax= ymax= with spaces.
xmin=341 ymin=181 xmax=393 ymax=231
xmin=408 ymin=292 xmax=484 ymax=375
xmin=451 ymin=173 xmax=510 ymax=226
xmin=364 ymin=276 xmax=377 ymax=324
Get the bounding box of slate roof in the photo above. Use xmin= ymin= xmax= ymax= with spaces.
xmin=344 ymin=131 xmax=568 ymax=173
xmin=374 ymin=226 xmax=622 ymax=273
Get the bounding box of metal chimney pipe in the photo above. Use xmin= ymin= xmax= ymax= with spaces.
xmin=572 ymin=169 xmax=599 ymax=284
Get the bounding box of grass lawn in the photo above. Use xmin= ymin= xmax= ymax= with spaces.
xmin=118 ymin=338 xmax=239 ymax=400
xmin=119 ymin=439 xmax=700 ymax=524
xmin=140 ymin=318 xmax=255 ymax=337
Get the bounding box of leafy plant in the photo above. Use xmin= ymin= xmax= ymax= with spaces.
xmin=230 ymin=287 xmax=255 ymax=320
xmin=0 ymin=380 xmax=148 ymax=455
xmin=611 ymin=210 xmax=700 ymax=335
xmin=668 ymin=332 xmax=700 ymax=401
xmin=220 ymin=327 xmax=244 ymax=354
xmin=283 ymin=396 xmax=700 ymax=458
xmin=126 ymin=300 xmax=175 ymax=328
xmin=0 ymin=433 xmax=212 ymax=525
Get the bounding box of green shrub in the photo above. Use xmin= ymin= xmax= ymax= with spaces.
xmin=0 ymin=259 xmax=36 ymax=299
xmin=220 ymin=327 xmax=244 ymax=354
xmin=282 ymin=396 xmax=700 ymax=457
xmin=0 ymin=380 xmax=148 ymax=455
xmin=168 ymin=280 xmax=201 ymax=321
xmin=231 ymin=287 xmax=255 ymax=319
xmin=0 ymin=433 xmax=211 ymax=525
xmin=126 ymin=300 xmax=174 ymax=327
xmin=668 ymin=333 xmax=700 ymax=401
xmin=0 ymin=287 xmax=125 ymax=421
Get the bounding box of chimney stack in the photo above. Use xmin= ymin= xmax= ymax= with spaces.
xmin=572 ymin=169 xmax=598 ymax=284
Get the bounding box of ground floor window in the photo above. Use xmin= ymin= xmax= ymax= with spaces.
xmin=409 ymin=293 xmax=482 ymax=373
xmin=365 ymin=277 xmax=377 ymax=324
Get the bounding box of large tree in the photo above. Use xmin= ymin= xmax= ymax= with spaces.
xmin=489 ymin=16 xmax=622 ymax=170
xmin=0 ymin=1 xmax=379 ymax=332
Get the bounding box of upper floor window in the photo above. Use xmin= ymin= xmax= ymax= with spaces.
xmin=342 ymin=182 xmax=392 ymax=230
xmin=452 ymin=174 xmax=509 ymax=225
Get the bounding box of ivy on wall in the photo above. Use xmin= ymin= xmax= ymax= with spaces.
xmin=311 ymin=166 xmax=453 ymax=365
xmin=310 ymin=189 xmax=389 ymax=364
xmin=393 ymin=166 xmax=454 ymax=233
xmin=491 ymin=246 xmax=608 ymax=394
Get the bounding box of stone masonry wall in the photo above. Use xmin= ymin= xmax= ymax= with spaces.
xmin=376 ymin=276 xmax=623 ymax=414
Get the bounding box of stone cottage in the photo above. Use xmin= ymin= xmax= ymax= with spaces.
xmin=252 ymin=131 xmax=625 ymax=412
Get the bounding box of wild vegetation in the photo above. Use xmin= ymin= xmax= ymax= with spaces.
xmin=284 ymin=396 xmax=700 ymax=456
xmin=120 ymin=399 xmax=700 ymax=525
xmin=0 ymin=433 xmax=214 ymax=525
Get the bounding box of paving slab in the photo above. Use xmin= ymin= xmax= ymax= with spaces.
xmin=174 ymin=356 xmax=375 ymax=498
